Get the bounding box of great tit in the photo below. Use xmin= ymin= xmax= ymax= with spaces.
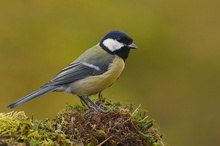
xmin=8 ymin=30 xmax=137 ymax=113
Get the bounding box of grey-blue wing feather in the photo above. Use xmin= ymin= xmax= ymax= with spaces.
xmin=42 ymin=60 xmax=112 ymax=87
xmin=43 ymin=64 xmax=99 ymax=86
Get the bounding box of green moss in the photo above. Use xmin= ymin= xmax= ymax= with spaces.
xmin=0 ymin=98 xmax=165 ymax=146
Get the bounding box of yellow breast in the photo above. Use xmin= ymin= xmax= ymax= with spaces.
xmin=69 ymin=56 xmax=125 ymax=96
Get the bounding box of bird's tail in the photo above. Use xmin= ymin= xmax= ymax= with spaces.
xmin=8 ymin=86 xmax=57 ymax=108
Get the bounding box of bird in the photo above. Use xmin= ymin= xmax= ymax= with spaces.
xmin=8 ymin=30 xmax=138 ymax=113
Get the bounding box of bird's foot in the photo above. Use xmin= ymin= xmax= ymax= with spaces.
xmin=95 ymin=104 xmax=110 ymax=113
xmin=85 ymin=105 xmax=110 ymax=117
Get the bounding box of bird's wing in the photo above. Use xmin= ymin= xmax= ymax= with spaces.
xmin=42 ymin=47 xmax=115 ymax=87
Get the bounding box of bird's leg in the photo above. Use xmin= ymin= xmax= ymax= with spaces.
xmin=79 ymin=96 xmax=93 ymax=111
xmin=83 ymin=96 xmax=109 ymax=113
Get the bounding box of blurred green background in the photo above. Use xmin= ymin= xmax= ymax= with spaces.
xmin=1 ymin=1 xmax=219 ymax=145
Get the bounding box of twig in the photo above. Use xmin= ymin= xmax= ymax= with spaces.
xmin=97 ymin=136 xmax=112 ymax=146
xmin=131 ymin=104 xmax=141 ymax=116
xmin=111 ymin=104 xmax=141 ymax=130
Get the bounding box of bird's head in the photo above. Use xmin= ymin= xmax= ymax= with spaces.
xmin=100 ymin=30 xmax=138 ymax=61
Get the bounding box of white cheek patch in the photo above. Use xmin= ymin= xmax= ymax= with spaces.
xmin=82 ymin=62 xmax=101 ymax=71
xmin=103 ymin=38 xmax=124 ymax=52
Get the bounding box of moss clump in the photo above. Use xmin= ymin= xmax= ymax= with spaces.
xmin=0 ymin=111 xmax=71 ymax=145
xmin=0 ymin=99 xmax=164 ymax=146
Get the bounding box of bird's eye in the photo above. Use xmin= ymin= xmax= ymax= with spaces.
xmin=116 ymin=37 xmax=122 ymax=42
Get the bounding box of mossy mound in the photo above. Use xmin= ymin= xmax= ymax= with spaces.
xmin=0 ymin=100 xmax=164 ymax=146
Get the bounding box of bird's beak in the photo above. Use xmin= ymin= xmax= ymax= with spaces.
xmin=128 ymin=43 xmax=138 ymax=49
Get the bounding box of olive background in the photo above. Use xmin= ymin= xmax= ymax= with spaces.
xmin=1 ymin=1 xmax=219 ymax=146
